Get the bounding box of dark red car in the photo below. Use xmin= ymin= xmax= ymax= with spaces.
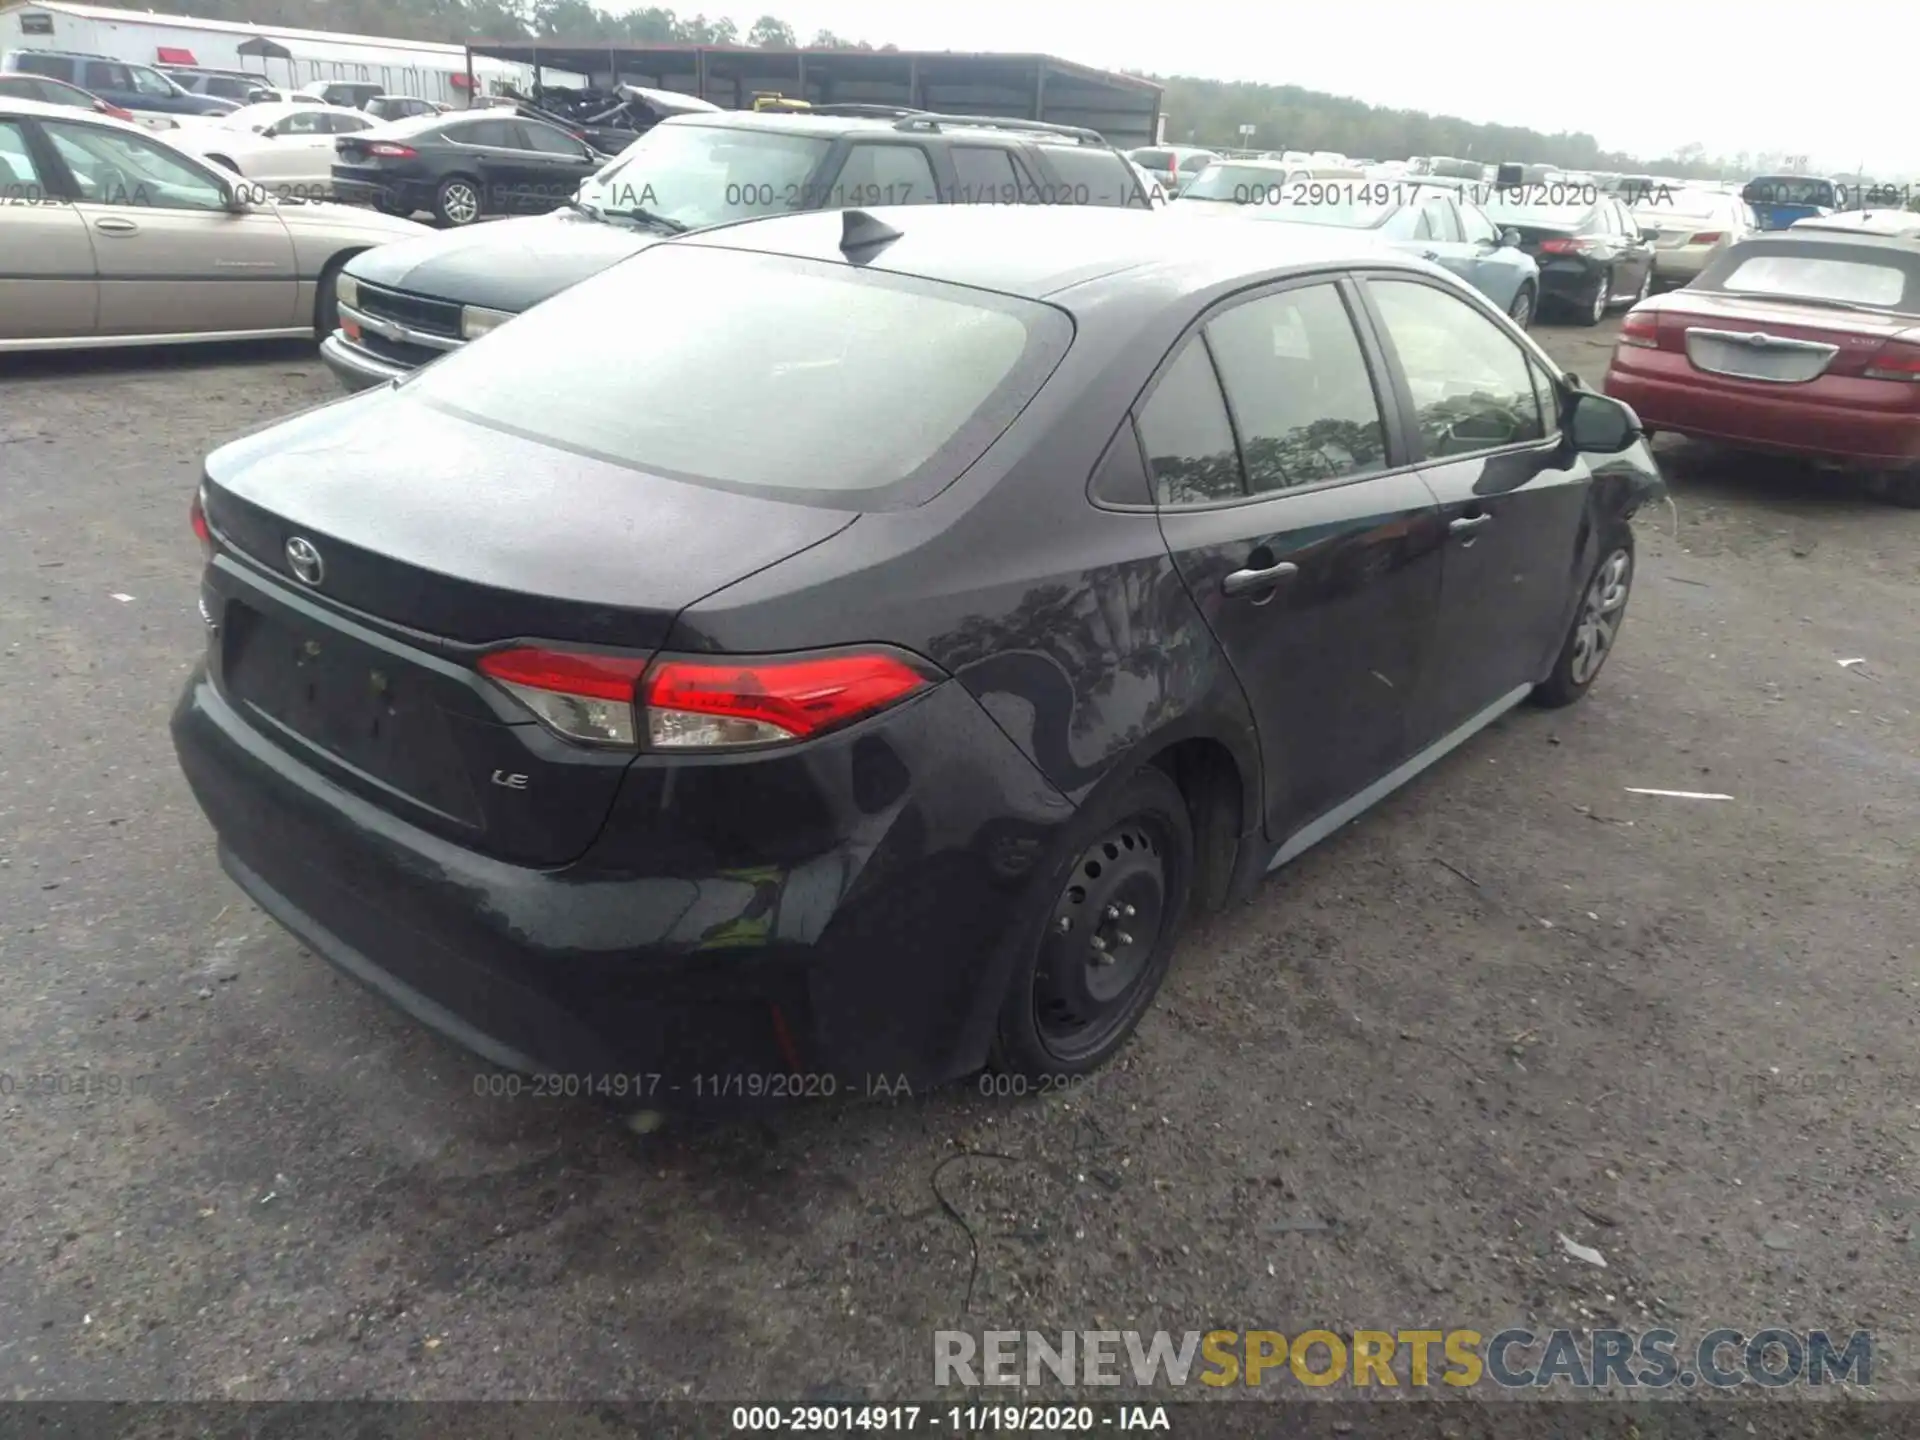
xmin=1605 ymin=232 xmax=1920 ymax=506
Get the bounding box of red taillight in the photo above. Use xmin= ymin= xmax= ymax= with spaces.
xmin=1688 ymin=231 xmax=1724 ymax=245
xmin=1619 ymin=308 xmax=1660 ymax=349
xmin=1864 ymin=337 xmax=1920 ymax=382
xmin=1537 ymin=237 xmax=1594 ymax=255
xmin=365 ymin=142 xmax=416 ymax=158
xmin=477 ymin=647 xmax=650 ymax=746
xmin=189 ymin=485 xmax=212 ymax=558
xmin=477 ymin=645 xmax=937 ymax=750
xmin=643 ymin=651 xmax=934 ymax=749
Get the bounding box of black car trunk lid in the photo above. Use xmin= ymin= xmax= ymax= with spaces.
xmin=198 ymin=391 xmax=856 ymax=866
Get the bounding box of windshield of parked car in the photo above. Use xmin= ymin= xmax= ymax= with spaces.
xmin=574 ymin=121 xmax=833 ymax=229
xmin=1246 ymin=196 xmax=1397 ymax=228
xmin=402 ymin=244 xmax=1074 ymax=509
xmin=1479 ymin=198 xmax=1590 ymax=228
xmin=1717 ymin=252 xmax=1911 ymax=310
xmin=1177 ymin=164 xmax=1297 ymax=203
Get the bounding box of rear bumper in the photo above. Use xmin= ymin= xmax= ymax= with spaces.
xmin=171 ymin=664 xmax=1077 ymax=1105
xmin=1538 ymin=258 xmax=1602 ymax=306
xmin=1651 ymin=247 xmax=1711 ymax=281
xmin=1607 ymin=352 xmax=1920 ymax=465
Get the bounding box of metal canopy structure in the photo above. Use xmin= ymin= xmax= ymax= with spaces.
xmin=461 ymin=41 xmax=1162 ymax=148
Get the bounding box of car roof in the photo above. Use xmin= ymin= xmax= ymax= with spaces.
xmin=685 ymin=203 xmax=1420 ymax=303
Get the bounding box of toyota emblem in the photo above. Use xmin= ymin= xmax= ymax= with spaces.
xmin=285 ymin=536 xmax=324 ymax=586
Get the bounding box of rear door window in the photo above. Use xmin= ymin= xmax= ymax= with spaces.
xmin=0 ymin=118 xmax=46 ymax=190
xmin=518 ymin=121 xmax=586 ymax=156
xmin=1036 ymin=145 xmax=1145 ymax=207
xmin=948 ymin=145 xmax=1022 ymax=204
xmin=82 ymin=61 xmax=133 ymax=93
xmin=1136 ymin=339 xmax=1244 ymax=506
xmin=1420 ymin=194 xmax=1462 ymax=242
xmin=403 ymin=244 xmax=1072 ymax=509
xmin=830 ymin=142 xmax=936 ymax=206
xmin=1203 ymin=283 xmax=1388 ymax=492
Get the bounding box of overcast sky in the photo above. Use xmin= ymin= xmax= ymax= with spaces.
xmin=665 ymin=0 xmax=1918 ymax=175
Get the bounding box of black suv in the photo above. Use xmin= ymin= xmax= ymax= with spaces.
xmin=321 ymin=106 xmax=1154 ymax=391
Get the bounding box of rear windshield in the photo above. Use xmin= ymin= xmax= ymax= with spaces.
xmin=1034 ymin=144 xmax=1145 ymax=207
xmin=1636 ymin=189 xmax=1727 ymax=220
xmin=402 ymin=244 xmax=1073 ymax=509
xmin=1743 ymin=177 xmax=1835 ymax=207
xmin=1718 ymin=253 xmax=1910 ymax=309
xmin=1479 ymin=198 xmax=1590 ymax=227
xmin=1179 ymin=164 xmax=1292 ymax=202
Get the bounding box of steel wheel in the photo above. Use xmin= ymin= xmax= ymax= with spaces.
xmin=1031 ymin=818 xmax=1170 ymax=1064
xmin=1569 ymin=546 xmax=1632 ymax=686
xmin=1508 ymin=284 xmax=1535 ymax=329
xmin=437 ymin=178 xmax=480 ymax=226
xmin=1635 ymin=264 xmax=1653 ymax=303
xmin=1587 ymin=269 xmax=1611 ymax=324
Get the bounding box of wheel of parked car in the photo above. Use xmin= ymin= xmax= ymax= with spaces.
xmin=1579 ymin=268 xmax=1613 ymax=327
xmin=1508 ymin=282 xmax=1536 ymax=330
xmin=991 ymin=764 xmax=1194 ymax=1079
xmin=314 ymin=261 xmax=344 ymax=339
xmin=433 ymin=176 xmax=483 ymax=227
xmin=1633 ymin=265 xmax=1653 ymax=305
xmin=1531 ymin=530 xmax=1634 ymax=707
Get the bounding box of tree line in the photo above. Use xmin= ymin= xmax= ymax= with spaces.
xmin=89 ymin=0 xmax=1768 ymax=175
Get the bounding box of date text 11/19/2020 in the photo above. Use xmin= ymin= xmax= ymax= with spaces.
xmin=470 ymin=1069 xmax=1097 ymax=1103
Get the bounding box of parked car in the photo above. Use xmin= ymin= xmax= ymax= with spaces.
xmin=0 ymin=71 xmax=132 ymax=122
xmin=0 ymin=97 xmax=429 ymax=352
xmin=1607 ymin=232 xmax=1920 ymax=507
xmin=295 ymin=81 xmax=386 ymax=111
xmin=161 ymin=66 xmax=277 ymax=106
xmin=1741 ymin=174 xmax=1841 ymax=231
xmin=173 ymin=204 xmax=1664 ymax=1100
xmin=364 ymin=95 xmax=445 ymax=123
xmin=170 ymin=102 xmax=378 ymax=195
xmin=322 ymin=109 xmax=1155 ymax=389
xmin=1127 ymin=144 xmax=1220 ymax=197
xmin=1 ymin=50 xmax=237 ymax=125
xmin=1631 ymin=187 xmax=1759 ymax=290
xmin=1792 ymin=209 xmax=1920 ymax=240
xmin=1130 ymin=158 xmax=1168 ymax=207
xmin=1197 ymin=180 xmax=1543 ymax=327
xmin=1479 ymin=192 xmax=1657 ymax=325
xmin=330 ymin=108 xmax=607 ymax=227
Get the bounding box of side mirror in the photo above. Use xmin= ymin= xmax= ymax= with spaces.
xmin=219 ymin=176 xmax=251 ymax=212
xmin=1568 ymin=388 xmax=1641 ymax=453
xmin=1498 ymin=227 xmax=1521 ymax=247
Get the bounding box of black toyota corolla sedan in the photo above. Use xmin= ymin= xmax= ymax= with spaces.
xmin=172 ymin=206 xmax=1664 ymax=1105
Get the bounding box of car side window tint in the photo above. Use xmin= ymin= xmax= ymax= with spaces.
xmin=43 ymin=120 xmax=226 ymax=211
xmin=1037 ymin=145 xmax=1142 ymax=207
xmin=0 ymin=119 xmax=46 ymax=189
xmin=1409 ymin=205 xmax=1435 ymax=240
xmin=948 ymin=145 xmax=1021 ymax=204
xmin=276 ymin=110 xmax=326 ymax=135
xmin=1459 ymin=201 xmax=1498 ymax=244
xmin=1368 ymin=279 xmax=1546 ymax=458
xmin=833 ymin=143 xmax=936 ymax=206
xmin=1204 ymin=283 xmax=1388 ymax=493
xmin=128 ymin=66 xmax=173 ymax=98
xmin=1136 ymin=339 xmax=1244 ymax=506
xmin=328 ymin=113 xmax=373 ymax=134
xmin=520 ymin=121 xmax=586 ymax=157
xmin=1577 ymin=205 xmax=1608 ymax=237
xmin=1422 ymin=195 xmax=1462 ymax=242
xmin=85 ymin=62 xmax=132 ymax=92
xmin=17 ymin=53 xmax=75 ymax=81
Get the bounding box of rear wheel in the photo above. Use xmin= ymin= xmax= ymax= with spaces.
xmin=1578 ymin=267 xmax=1613 ymax=326
xmin=1532 ymin=531 xmax=1634 ymax=707
xmin=434 ymin=175 xmax=482 ymax=227
xmin=1507 ymin=282 xmax=1536 ymax=330
xmin=991 ymin=765 xmax=1193 ymax=1078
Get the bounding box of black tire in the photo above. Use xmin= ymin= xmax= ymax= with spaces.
xmin=990 ymin=764 xmax=1194 ymax=1079
xmin=313 ymin=257 xmax=348 ymax=338
xmin=1576 ymin=267 xmax=1613 ymax=326
xmin=1532 ymin=529 xmax=1634 ymax=708
xmin=433 ymin=174 xmax=482 ymax=227
xmin=1864 ymin=471 xmax=1920 ymax=508
xmin=1507 ymin=282 xmax=1536 ymax=330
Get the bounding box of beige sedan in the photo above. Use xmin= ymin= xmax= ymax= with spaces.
xmin=0 ymin=96 xmax=431 ymax=353
xmin=1632 ymin=187 xmax=1759 ymax=290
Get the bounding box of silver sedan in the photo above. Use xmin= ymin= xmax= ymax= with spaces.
xmin=1 ymin=96 xmax=430 ymax=353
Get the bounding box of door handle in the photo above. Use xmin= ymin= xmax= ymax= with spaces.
xmin=1222 ymin=560 xmax=1299 ymax=597
xmin=93 ymin=216 xmax=138 ymax=234
xmin=1449 ymin=513 xmax=1492 ymax=536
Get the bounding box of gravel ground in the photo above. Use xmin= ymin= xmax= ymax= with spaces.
xmin=0 ymin=313 xmax=1915 ymax=1406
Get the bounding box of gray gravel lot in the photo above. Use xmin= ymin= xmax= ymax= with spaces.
xmin=0 ymin=314 xmax=1915 ymax=1404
